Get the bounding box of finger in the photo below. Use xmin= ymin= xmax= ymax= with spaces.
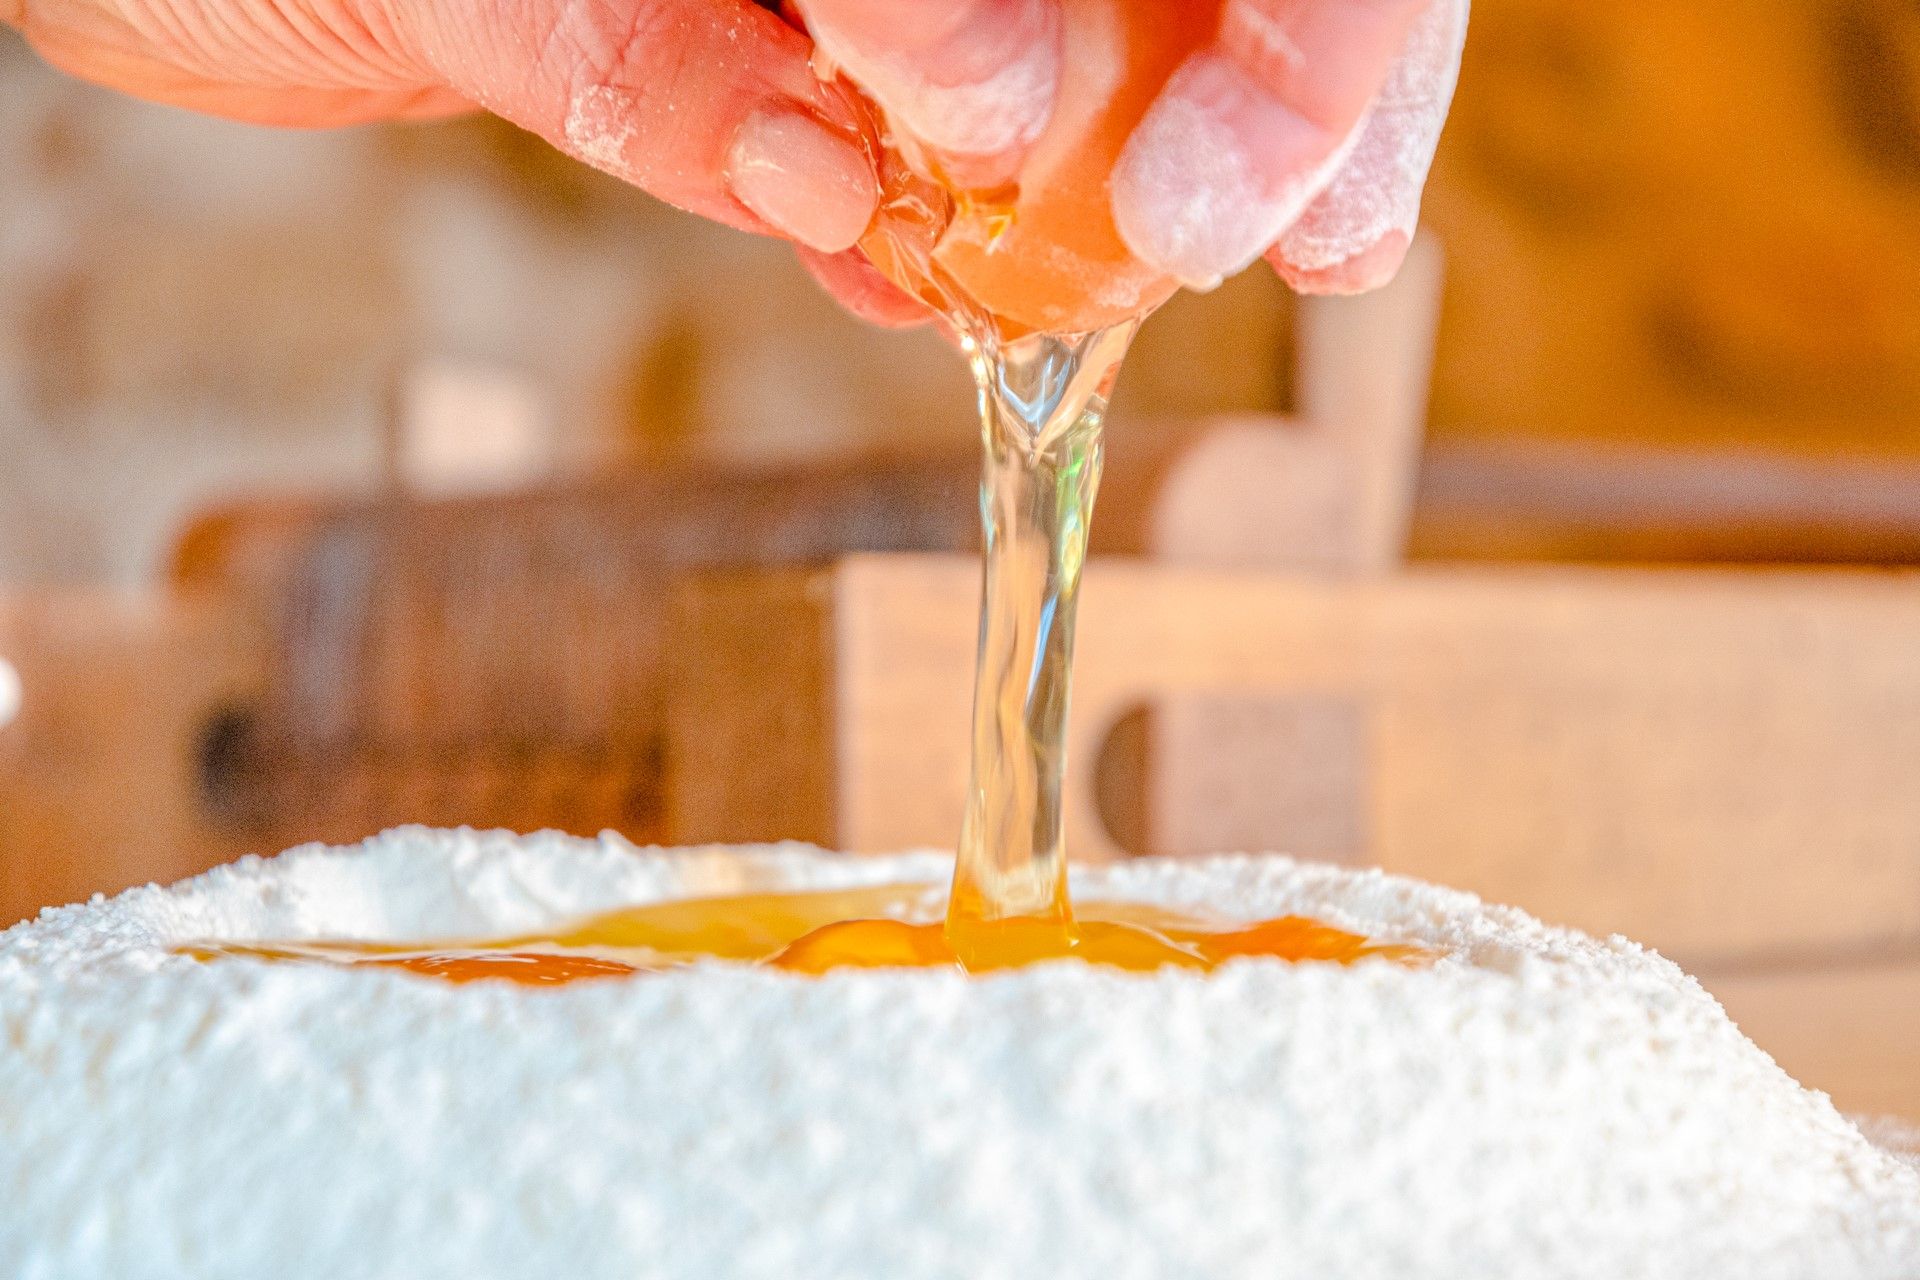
xmin=10 ymin=0 xmax=465 ymax=126
xmin=1111 ymin=0 xmax=1430 ymax=290
xmin=791 ymin=0 xmax=1060 ymax=190
xmin=1271 ymin=0 xmax=1468 ymax=295
xmin=8 ymin=45 xmax=463 ymax=127
xmin=405 ymin=0 xmax=881 ymax=253
xmin=794 ymin=245 xmax=936 ymax=329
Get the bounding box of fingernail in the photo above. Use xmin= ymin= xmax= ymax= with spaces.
xmin=1112 ymin=52 xmax=1350 ymax=290
xmin=727 ymin=109 xmax=879 ymax=254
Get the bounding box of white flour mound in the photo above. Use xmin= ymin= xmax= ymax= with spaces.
xmin=3 ymin=828 xmax=1917 ymax=1280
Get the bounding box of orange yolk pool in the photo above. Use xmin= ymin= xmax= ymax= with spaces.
xmin=179 ymin=883 xmax=1432 ymax=986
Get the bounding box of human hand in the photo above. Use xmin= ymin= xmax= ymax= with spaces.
xmin=797 ymin=0 xmax=1470 ymax=307
xmin=2 ymin=0 xmax=888 ymax=278
xmin=3 ymin=0 xmax=1466 ymax=326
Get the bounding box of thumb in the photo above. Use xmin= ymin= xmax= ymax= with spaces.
xmin=791 ymin=0 xmax=1060 ymax=190
xmin=408 ymin=0 xmax=883 ymax=253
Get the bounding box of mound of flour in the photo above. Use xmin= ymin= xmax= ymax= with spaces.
xmin=2 ymin=827 xmax=1917 ymax=1279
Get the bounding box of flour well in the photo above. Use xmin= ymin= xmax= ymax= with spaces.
xmin=3 ymin=828 xmax=1917 ymax=1279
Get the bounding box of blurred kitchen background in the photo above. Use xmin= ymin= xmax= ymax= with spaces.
xmin=3 ymin=3 xmax=1918 ymax=1116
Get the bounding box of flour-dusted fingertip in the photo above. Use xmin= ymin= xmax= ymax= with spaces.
xmin=1112 ymin=52 xmax=1342 ymax=291
xmin=1272 ymin=0 xmax=1466 ymax=295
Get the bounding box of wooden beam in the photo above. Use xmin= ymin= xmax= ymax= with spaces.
xmin=1700 ymin=958 xmax=1920 ymax=1122
xmin=666 ymin=554 xmax=1920 ymax=963
xmin=1098 ymin=236 xmax=1443 ymax=574
xmin=0 ymin=592 xmax=266 ymax=925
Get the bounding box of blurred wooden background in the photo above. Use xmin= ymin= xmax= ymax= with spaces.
xmin=5 ymin=2 xmax=1920 ymax=585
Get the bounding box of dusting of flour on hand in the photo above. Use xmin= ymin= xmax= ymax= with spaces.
xmin=2 ymin=828 xmax=1917 ymax=1279
xmin=1276 ymin=0 xmax=1470 ymax=274
xmin=1111 ymin=69 xmax=1363 ymax=292
xmin=564 ymin=85 xmax=641 ymax=177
